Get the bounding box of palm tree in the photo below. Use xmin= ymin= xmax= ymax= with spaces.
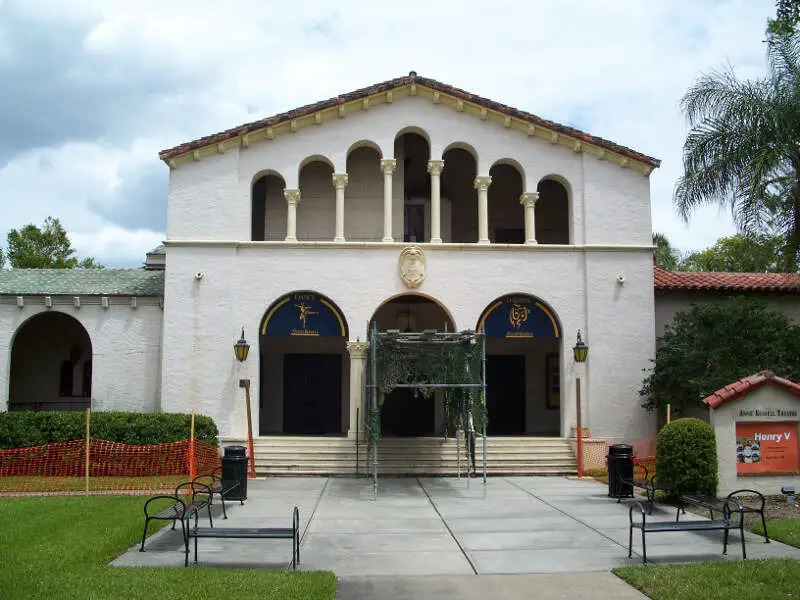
xmin=653 ymin=232 xmax=682 ymax=271
xmin=674 ymin=30 xmax=800 ymax=272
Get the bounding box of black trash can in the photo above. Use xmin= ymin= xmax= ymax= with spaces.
xmin=221 ymin=445 xmax=248 ymax=501
xmin=607 ymin=443 xmax=634 ymax=498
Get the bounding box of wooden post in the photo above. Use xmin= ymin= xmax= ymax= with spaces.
xmin=84 ymin=408 xmax=91 ymax=496
xmin=244 ymin=380 xmax=256 ymax=479
xmin=576 ymin=377 xmax=583 ymax=478
xmin=667 ymin=403 xmax=672 ymax=424
xmin=189 ymin=411 xmax=196 ymax=480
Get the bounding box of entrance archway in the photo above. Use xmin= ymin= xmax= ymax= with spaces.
xmin=9 ymin=312 xmax=93 ymax=412
xmin=369 ymin=293 xmax=455 ymax=437
xmin=259 ymin=291 xmax=349 ymax=435
xmin=477 ymin=294 xmax=561 ymax=436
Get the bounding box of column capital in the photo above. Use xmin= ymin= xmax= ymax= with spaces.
xmin=427 ymin=159 xmax=445 ymax=176
xmin=332 ymin=173 xmax=349 ymax=189
xmin=474 ymin=176 xmax=492 ymax=192
xmin=346 ymin=341 xmax=369 ymax=359
xmin=283 ymin=188 xmax=301 ymax=206
xmin=380 ymin=159 xmax=397 ymax=174
xmin=520 ymin=192 xmax=540 ymax=208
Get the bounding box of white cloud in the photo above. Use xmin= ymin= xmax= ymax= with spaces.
xmin=0 ymin=0 xmax=780 ymax=265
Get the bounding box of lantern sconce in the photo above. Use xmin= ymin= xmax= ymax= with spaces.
xmin=573 ymin=330 xmax=588 ymax=363
xmin=233 ymin=327 xmax=250 ymax=362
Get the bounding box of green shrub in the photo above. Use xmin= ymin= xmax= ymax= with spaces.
xmin=0 ymin=412 xmax=218 ymax=449
xmin=656 ymin=417 xmax=718 ymax=496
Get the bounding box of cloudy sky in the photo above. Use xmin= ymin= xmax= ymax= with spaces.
xmin=0 ymin=0 xmax=777 ymax=267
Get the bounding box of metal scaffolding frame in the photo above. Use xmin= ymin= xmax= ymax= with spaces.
xmin=365 ymin=323 xmax=488 ymax=493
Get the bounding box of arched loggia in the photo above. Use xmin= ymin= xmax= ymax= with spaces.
xmin=477 ymin=294 xmax=562 ymax=436
xmin=9 ymin=312 xmax=93 ymax=412
xmin=259 ymin=291 xmax=349 ymax=435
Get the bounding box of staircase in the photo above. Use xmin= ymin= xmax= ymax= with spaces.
xmin=241 ymin=435 xmax=576 ymax=476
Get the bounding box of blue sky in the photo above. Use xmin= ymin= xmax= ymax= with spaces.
xmin=0 ymin=0 xmax=777 ymax=267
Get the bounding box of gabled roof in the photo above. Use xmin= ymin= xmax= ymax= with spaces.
xmin=159 ymin=72 xmax=660 ymax=173
xmin=702 ymin=370 xmax=800 ymax=409
xmin=0 ymin=269 xmax=165 ymax=296
xmin=654 ymin=266 xmax=800 ymax=293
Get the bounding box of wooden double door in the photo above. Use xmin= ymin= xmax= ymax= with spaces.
xmin=283 ymin=353 xmax=342 ymax=435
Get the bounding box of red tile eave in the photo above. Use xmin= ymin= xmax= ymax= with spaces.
xmin=158 ymin=73 xmax=661 ymax=167
xmin=702 ymin=370 xmax=800 ymax=409
xmin=653 ymin=266 xmax=800 ymax=294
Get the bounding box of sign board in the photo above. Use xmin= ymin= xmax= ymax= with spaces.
xmin=261 ymin=292 xmax=348 ymax=338
xmin=478 ymin=295 xmax=560 ymax=339
xmin=735 ymin=422 xmax=799 ymax=475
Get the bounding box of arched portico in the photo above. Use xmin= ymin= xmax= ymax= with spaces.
xmin=9 ymin=312 xmax=93 ymax=412
xmin=477 ymin=294 xmax=562 ymax=436
xmin=369 ymin=293 xmax=455 ymax=436
xmin=258 ymin=291 xmax=349 ymax=435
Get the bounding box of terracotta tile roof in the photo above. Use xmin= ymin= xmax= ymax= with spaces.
xmin=654 ymin=266 xmax=800 ymax=293
xmin=159 ymin=71 xmax=661 ymax=167
xmin=702 ymin=370 xmax=800 ymax=409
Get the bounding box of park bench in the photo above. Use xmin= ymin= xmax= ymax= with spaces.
xmin=192 ymin=467 xmax=244 ymax=520
xmin=185 ymin=505 xmax=300 ymax=569
xmin=617 ymin=463 xmax=678 ymax=515
xmin=627 ymin=495 xmax=746 ymax=564
xmin=681 ymin=488 xmax=770 ymax=543
xmin=139 ymin=481 xmax=214 ymax=552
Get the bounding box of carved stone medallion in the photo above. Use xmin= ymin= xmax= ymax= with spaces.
xmin=399 ymin=245 xmax=426 ymax=289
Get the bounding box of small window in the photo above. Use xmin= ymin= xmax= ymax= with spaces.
xmin=59 ymin=361 xmax=74 ymax=397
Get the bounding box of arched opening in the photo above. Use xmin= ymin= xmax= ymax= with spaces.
xmin=536 ymin=178 xmax=570 ymax=244
xmin=297 ymin=158 xmax=335 ymax=241
xmin=488 ymin=162 xmax=524 ymax=243
xmin=345 ymin=146 xmax=383 ymax=241
xmin=477 ymin=294 xmax=561 ymax=436
xmin=9 ymin=312 xmax=93 ymax=412
xmin=394 ymin=131 xmax=431 ymax=243
xmin=369 ymin=293 xmax=455 ymax=436
xmin=442 ymin=147 xmax=478 ymax=243
xmin=258 ymin=291 xmax=349 ymax=435
xmin=251 ymin=171 xmax=286 ymax=241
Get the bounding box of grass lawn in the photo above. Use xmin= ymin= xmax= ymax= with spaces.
xmin=0 ymin=475 xmax=189 ymax=493
xmin=754 ymin=518 xmax=800 ymax=548
xmin=0 ymin=496 xmax=336 ymax=600
xmin=614 ymin=559 xmax=800 ymax=600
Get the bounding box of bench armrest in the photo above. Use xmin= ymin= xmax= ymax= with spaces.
xmin=629 ymin=501 xmax=647 ymax=525
xmin=727 ymin=488 xmax=765 ymax=511
xmin=143 ymin=494 xmax=184 ymax=517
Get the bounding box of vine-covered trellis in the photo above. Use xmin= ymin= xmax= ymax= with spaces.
xmin=365 ymin=323 xmax=488 ymax=490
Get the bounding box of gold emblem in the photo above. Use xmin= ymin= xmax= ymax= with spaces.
xmin=295 ymin=302 xmax=318 ymax=329
xmin=398 ymin=245 xmax=426 ymax=289
xmin=509 ymin=303 xmax=531 ymax=328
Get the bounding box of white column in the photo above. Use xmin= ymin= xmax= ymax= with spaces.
xmin=520 ymin=192 xmax=539 ymax=245
xmin=332 ymin=173 xmax=348 ymax=242
xmin=284 ymin=189 xmax=301 ymax=242
xmin=346 ymin=341 xmax=368 ymax=439
xmin=427 ymin=159 xmax=444 ymax=243
xmin=474 ymin=176 xmax=492 ymax=244
xmin=381 ymin=159 xmax=396 ymax=242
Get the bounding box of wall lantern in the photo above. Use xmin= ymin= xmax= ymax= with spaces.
xmin=572 ymin=330 xmax=588 ymax=363
xmin=233 ymin=327 xmax=250 ymax=362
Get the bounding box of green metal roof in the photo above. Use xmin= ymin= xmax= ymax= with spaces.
xmin=0 ymin=268 xmax=165 ymax=296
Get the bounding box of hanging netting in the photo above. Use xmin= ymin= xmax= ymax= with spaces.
xmin=368 ymin=330 xmax=487 ymax=445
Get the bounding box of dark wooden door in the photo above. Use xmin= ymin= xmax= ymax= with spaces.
xmin=486 ymin=354 xmax=526 ymax=435
xmin=283 ymin=354 xmax=342 ymax=435
xmin=381 ymin=388 xmax=435 ymax=437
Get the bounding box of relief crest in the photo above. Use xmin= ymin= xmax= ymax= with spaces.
xmin=398 ymin=245 xmax=426 ymax=289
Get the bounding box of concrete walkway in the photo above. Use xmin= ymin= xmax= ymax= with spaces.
xmin=114 ymin=475 xmax=800 ymax=594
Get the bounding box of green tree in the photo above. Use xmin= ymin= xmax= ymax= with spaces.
xmin=640 ymin=297 xmax=800 ymax=415
xmin=768 ymin=0 xmax=800 ymax=38
xmin=681 ymin=233 xmax=785 ymax=272
xmin=653 ymin=232 xmax=682 ymax=270
xmin=674 ymin=29 xmax=800 ymax=272
xmin=6 ymin=217 xmax=103 ymax=269
xmin=0 ymin=247 xmax=5 ymax=269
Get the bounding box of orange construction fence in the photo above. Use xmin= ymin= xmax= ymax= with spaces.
xmin=581 ymin=435 xmax=658 ymax=478
xmin=0 ymin=439 xmax=221 ymax=496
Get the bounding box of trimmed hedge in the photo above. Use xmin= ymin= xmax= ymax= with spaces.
xmin=0 ymin=411 xmax=219 ymax=449
xmin=656 ymin=417 xmax=718 ymax=497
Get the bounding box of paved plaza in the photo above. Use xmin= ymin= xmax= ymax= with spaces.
xmin=115 ymin=475 xmax=800 ymax=579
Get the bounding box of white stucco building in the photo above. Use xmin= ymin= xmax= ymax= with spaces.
xmin=3 ymin=72 xmax=800 ymax=475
